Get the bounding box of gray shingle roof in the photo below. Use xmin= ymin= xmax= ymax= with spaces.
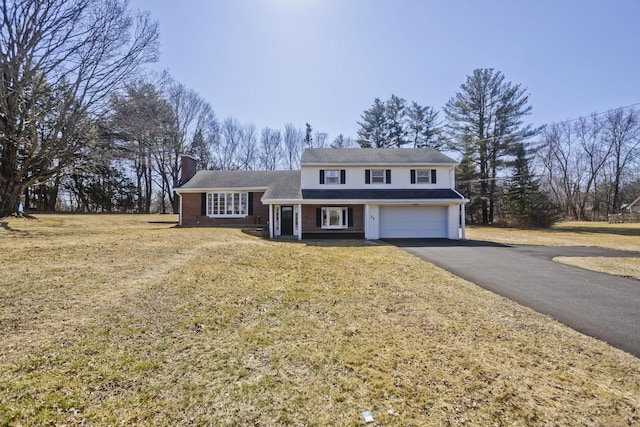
xmin=177 ymin=170 xmax=302 ymax=200
xmin=300 ymin=148 xmax=457 ymax=165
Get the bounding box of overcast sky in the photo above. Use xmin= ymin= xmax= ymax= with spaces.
xmin=129 ymin=0 xmax=640 ymax=142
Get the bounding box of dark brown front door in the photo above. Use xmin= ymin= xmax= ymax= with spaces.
xmin=281 ymin=206 xmax=294 ymax=235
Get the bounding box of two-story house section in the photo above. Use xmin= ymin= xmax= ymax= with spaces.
xmin=296 ymin=148 xmax=467 ymax=240
xmin=175 ymin=148 xmax=468 ymax=240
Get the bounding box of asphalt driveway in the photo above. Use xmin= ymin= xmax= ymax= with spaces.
xmin=385 ymin=239 xmax=640 ymax=358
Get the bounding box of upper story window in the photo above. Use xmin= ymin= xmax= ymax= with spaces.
xmin=325 ymin=169 xmax=340 ymax=184
xmin=320 ymin=169 xmax=346 ymax=184
xmin=411 ymin=169 xmax=437 ymax=184
xmin=365 ymin=169 xmax=391 ymax=184
xmin=207 ymin=192 xmax=248 ymax=217
xmin=371 ymin=169 xmax=385 ymax=183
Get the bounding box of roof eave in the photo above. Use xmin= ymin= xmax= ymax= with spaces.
xmin=300 ymin=161 xmax=458 ymax=167
xmin=283 ymin=198 xmax=468 ymax=204
xmin=175 ymin=186 xmax=269 ymax=193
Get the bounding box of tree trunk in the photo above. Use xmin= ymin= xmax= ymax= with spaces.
xmin=0 ymin=180 xmax=22 ymax=217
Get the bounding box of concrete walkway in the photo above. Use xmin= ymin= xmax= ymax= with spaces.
xmin=385 ymin=239 xmax=640 ymax=358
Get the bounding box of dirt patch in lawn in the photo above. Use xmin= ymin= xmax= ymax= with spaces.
xmin=1 ymin=215 xmax=639 ymax=426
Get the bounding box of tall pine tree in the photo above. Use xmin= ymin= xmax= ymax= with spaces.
xmin=444 ymin=68 xmax=539 ymax=224
xmin=357 ymin=98 xmax=387 ymax=147
xmin=505 ymin=142 xmax=559 ymax=227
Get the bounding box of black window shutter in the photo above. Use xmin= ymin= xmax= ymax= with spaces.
xmin=385 ymin=169 xmax=391 ymax=184
xmin=431 ymin=169 xmax=437 ymax=184
xmin=316 ymin=208 xmax=322 ymax=227
xmin=201 ymin=193 xmax=207 ymax=216
xmin=365 ymin=169 xmax=371 ymax=184
xmin=319 ymin=170 xmax=325 ymax=184
xmin=410 ymin=169 xmax=416 ymax=184
xmin=348 ymin=207 xmax=353 ymax=227
xmin=248 ymin=192 xmax=254 ymax=215
xmin=340 ymin=169 xmax=346 ymax=184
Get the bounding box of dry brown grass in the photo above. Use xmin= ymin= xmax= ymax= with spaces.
xmin=468 ymin=222 xmax=640 ymax=280
xmin=554 ymin=257 xmax=640 ymax=281
xmin=1 ymin=215 xmax=639 ymax=425
xmin=467 ymin=221 xmax=640 ymax=252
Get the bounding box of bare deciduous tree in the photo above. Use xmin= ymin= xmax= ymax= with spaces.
xmin=539 ymin=108 xmax=640 ymax=220
xmin=603 ymin=108 xmax=640 ymax=211
xmin=212 ymin=117 xmax=242 ymax=170
xmin=283 ymin=123 xmax=303 ymax=170
xmin=259 ymin=127 xmax=282 ymax=170
xmin=163 ymin=77 xmax=217 ymax=211
xmin=0 ymin=0 xmax=158 ymax=216
xmin=313 ymin=131 xmax=329 ymax=149
xmin=237 ymin=124 xmax=258 ymax=170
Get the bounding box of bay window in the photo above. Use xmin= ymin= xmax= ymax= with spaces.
xmin=207 ymin=192 xmax=248 ymax=217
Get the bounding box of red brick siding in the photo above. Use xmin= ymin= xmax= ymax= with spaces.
xmin=301 ymin=204 xmax=364 ymax=232
xmin=180 ymin=191 xmax=268 ymax=226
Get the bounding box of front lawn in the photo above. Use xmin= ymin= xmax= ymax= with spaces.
xmin=1 ymin=215 xmax=639 ymax=425
xmin=468 ymin=222 xmax=640 ymax=280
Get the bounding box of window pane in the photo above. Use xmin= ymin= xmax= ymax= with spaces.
xmin=241 ymin=193 xmax=247 ymax=214
xmin=372 ymin=169 xmax=384 ymax=183
xmin=325 ymin=169 xmax=339 ymax=184
xmin=329 ymin=209 xmax=341 ymax=226
xmin=225 ymin=193 xmax=232 ymax=214
xmin=417 ymin=169 xmax=430 ymax=183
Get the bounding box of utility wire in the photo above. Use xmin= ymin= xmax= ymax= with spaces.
xmin=450 ymin=102 xmax=640 ymax=147
xmin=453 ymin=102 xmax=640 ymax=185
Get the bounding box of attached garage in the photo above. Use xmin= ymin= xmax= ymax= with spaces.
xmin=379 ymin=205 xmax=448 ymax=238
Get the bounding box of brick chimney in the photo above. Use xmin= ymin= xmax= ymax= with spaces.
xmin=180 ymin=154 xmax=198 ymax=185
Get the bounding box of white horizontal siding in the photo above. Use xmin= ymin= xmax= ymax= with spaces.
xmin=300 ymin=166 xmax=455 ymax=190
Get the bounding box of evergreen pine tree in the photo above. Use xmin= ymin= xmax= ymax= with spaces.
xmin=385 ymin=94 xmax=408 ymax=147
xmin=505 ymin=142 xmax=559 ymax=227
xmin=357 ymin=98 xmax=387 ymax=147
xmin=407 ymin=102 xmax=441 ymax=148
xmin=444 ymin=68 xmax=539 ymax=224
xmin=188 ymin=128 xmax=212 ymax=170
xmin=304 ymin=123 xmax=313 ymax=147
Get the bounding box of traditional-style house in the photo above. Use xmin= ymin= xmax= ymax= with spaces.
xmin=175 ymin=148 xmax=468 ymax=240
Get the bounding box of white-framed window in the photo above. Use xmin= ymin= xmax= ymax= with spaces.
xmin=325 ymin=169 xmax=340 ymax=184
xmin=207 ymin=192 xmax=248 ymax=217
xmin=416 ymin=169 xmax=431 ymax=183
xmin=321 ymin=207 xmax=348 ymax=229
xmin=371 ymin=169 xmax=385 ymax=183
xmin=411 ymin=169 xmax=436 ymax=184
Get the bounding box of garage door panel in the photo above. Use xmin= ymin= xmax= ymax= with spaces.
xmin=379 ymin=206 xmax=447 ymax=238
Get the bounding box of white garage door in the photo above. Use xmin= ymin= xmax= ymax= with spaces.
xmin=379 ymin=206 xmax=448 ymax=238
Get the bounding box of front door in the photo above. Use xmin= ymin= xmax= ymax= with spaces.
xmin=281 ymin=206 xmax=294 ymax=235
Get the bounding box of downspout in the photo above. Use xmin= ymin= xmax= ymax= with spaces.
xmin=460 ymin=204 xmax=466 ymax=240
